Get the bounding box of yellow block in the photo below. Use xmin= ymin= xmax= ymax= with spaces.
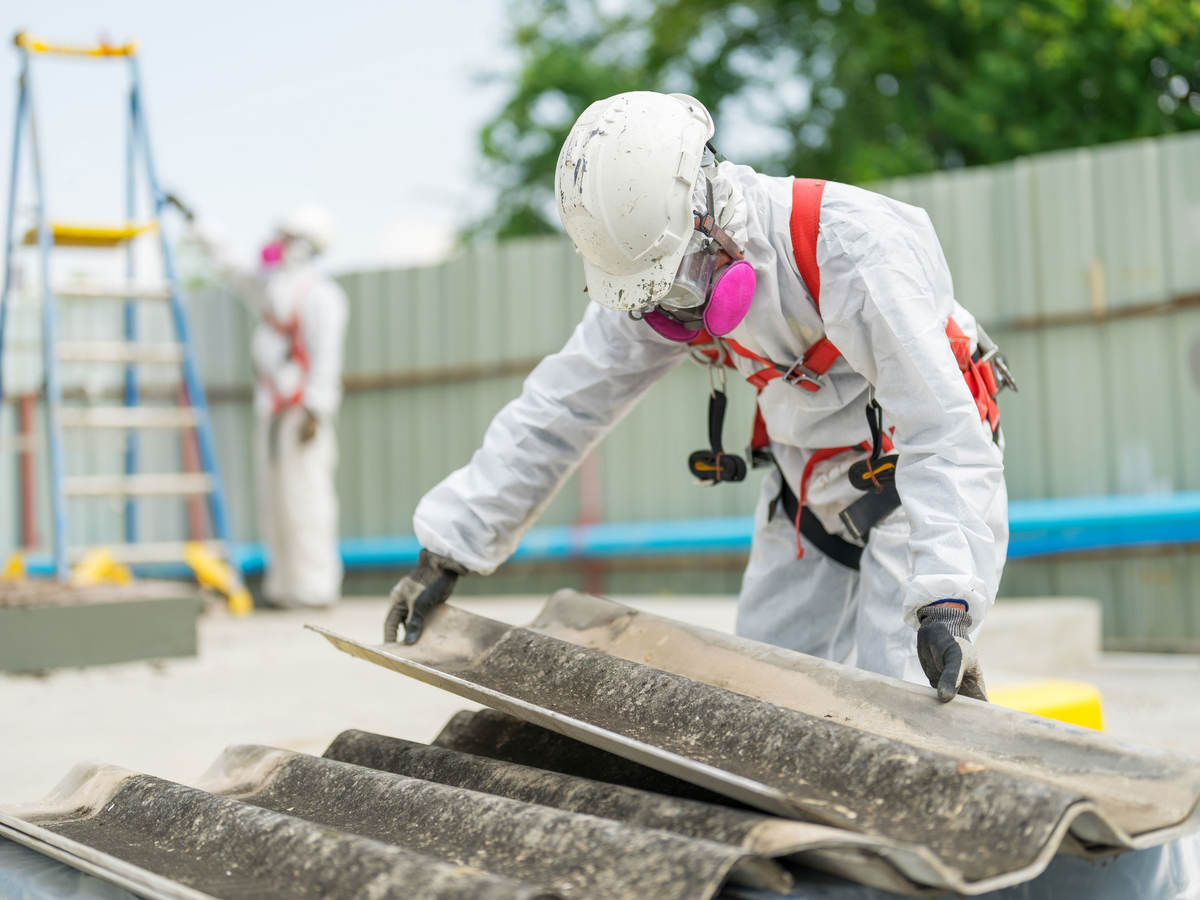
xmin=23 ymin=222 xmax=156 ymax=248
xmin=2 ymin=552 xmax=25 ymax=580
xmin=990 ymin=680 xmax=1105 ymax=731
xmin=184 ymin=542 xmax=252 ymax=616
xmin=71 ymin=549 xmax=133 ymax=586
xmin=14 ymin=32 xmax=137 ymax=58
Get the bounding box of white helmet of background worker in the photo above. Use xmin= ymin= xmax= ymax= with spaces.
xmin=277 ymin=204 xmax=335 ymax=255
xmin=555 ymin=91 xmax=716 ymax=312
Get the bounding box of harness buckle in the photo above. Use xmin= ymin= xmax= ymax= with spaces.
xmin=781 ymin=360 xmax=823 ymax=390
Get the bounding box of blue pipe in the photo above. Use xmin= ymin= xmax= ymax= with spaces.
xmin=23 ymin=492 xmax=1200 ymax=579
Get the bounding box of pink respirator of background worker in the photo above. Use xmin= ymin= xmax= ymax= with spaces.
xmin=642 ymin=176 xmax=756 ymax=342
xmin=260 ymin=239 xmax=285 ymax=268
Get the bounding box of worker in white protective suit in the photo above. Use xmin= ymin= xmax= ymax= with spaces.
xmin=189 ymin=205 xmax=348 ymax=608
xmin=385 ymin=91 xmax=1013 ymax=702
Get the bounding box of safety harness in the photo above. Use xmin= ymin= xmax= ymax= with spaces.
xmin=687 ymin=178 xmax=1011 ymax=569
xmin=258 ymin=276 xmax=316 ymax=418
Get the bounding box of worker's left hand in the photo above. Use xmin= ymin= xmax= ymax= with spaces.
xmin=383 ymin=549 xmax=467 ymax=644
xmin=298 ymin=409 xmax=319 ymax=443
xmin=916 ymin=602 xmax=987 ymax=703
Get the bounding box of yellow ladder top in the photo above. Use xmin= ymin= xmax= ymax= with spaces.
xmin=13 ymin=31 xmax=136 ymax=58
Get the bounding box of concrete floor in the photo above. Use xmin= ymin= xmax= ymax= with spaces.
xmin=2 ymin=594 xmax=1199 ymax=806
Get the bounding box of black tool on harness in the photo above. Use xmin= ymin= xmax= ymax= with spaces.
xmin=688 ymin=367 xmax=747 ymax=484
xmin=840 ymin=399 xmax=902 ymax=543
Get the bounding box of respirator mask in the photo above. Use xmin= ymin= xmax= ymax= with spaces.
xmin=641 ymin=170 xmax=756 ymax=342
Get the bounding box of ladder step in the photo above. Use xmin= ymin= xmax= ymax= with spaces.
xmin=23 ymin=221 xmax=156 ymax=248
xmin=54 ymin=282 xmax=172 ymax=301
xmin=59 ymin=407 xmax=198 ymax=429
xmin=64 ymin=473 xmax=213 ymax=497
xmin=15 ymin=32 xmax=137 ymax=59
xmin=67 ymin=541 xmax=224 ymax=566
xmin=57 ymin=340 xmax=183 ymax=364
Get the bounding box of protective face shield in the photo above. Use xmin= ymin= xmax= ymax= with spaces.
xmin=642 ymin=170 xmax=757 ymax=342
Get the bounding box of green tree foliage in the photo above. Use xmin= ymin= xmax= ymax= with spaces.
xmin=477 ymin=0 xmax=1200 ymax=237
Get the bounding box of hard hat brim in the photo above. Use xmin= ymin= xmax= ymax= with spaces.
xmin=581 ymin=238 xmax=691 ymax=312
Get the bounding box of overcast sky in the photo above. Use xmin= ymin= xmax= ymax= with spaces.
xmin=2 ymin=1 xmax=513 ymax=273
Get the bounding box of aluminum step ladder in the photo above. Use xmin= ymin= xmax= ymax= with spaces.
xmin=0 ymin=32 xmax=249 ymax=612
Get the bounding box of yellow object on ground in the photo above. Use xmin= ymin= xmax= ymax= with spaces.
xmin=22 ymin=222 xmax=156 ymax=248
xmin=184 ymin=542 xmax=252 ymax=616
xmin=2 ymin=552 xmax=25 ymax=580
xmin=14 ymin=32 xmax=136 ymax=58
xmin=990 ymin=680 xmax=1105 ymax=731
xmin=71 ymin=549 xmax=133 ymax=587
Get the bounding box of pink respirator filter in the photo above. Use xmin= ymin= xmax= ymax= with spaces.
xmin=260 ymin=240 xmax=285 ymax=268
xmin=702 ymin=260 xmax=755 ymax=336
xmin=643 ymin=310 xmax=701 ymax=342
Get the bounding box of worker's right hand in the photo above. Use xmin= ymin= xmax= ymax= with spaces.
xmin=383 ymin=549 xmax=467 ymax=645
xmin=916 ymin=601 xmax=988 ymax=703
xmin=298 ymin=409 xmax=319 ymax=444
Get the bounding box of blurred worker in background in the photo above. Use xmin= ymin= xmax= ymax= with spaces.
xmin=182 ymin=203 xmax=348 ymax=609
xmin=386 ymin=91 xmax=1012 ymax=703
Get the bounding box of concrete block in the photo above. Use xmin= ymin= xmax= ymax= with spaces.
xmin=0 ymin=581 xmax=203 ymax=674
xmin=976 ymin=597 xmax=1102 ymax=675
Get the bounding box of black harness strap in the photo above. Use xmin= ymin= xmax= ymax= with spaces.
xmin=775 ymin=476 xmax=865 ymax=571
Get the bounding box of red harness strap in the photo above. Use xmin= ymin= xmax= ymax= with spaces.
xmin=696 ymin=176 xmax=999 ymax=558
xmin=946 ymin=317 xmax=1000 ymax=433
xmin=259 ymin=310 xmax=310 ymax=415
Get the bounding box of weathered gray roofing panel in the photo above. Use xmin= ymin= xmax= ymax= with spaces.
xmin=325 ymin=729 xmax=937 ymax=896
xmin=206 ymin=744 xmax=789 ymax=899
xmin=432 ymin=709 xmax=742 ymax=804
xmin=311 ymin=595 xmax=1200 ymax=894
xmin=8 ymin=764 xmax=556 ymax=900
xmin=529 ymin=591 xmax=1200 ymax=839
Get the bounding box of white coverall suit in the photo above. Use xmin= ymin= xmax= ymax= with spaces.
xmin=204 ymin=241 xmax=348 ymax=608
xmin=414 ymin=162 xmax=1008 ymax=684
xmin=250 ymin=265 xmax=347 ymax=607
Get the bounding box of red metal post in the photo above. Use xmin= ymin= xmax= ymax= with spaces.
xmin=177 ymin=383 xmax=206 ymax=540
xmin=576 ymin=449 xmax=606 ymax=595
xmin=17 ymin=393 xmax=38 ymax=548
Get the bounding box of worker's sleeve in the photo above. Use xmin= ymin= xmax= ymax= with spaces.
xmin=817 ymin=204 xmax=1005 ymax=629
xmin=302 ymin=279 xmax=348 ymax=417
xmin=189 ymin=221 xmax=269 ymax=312
xmin=413 ymin=302 xmax=689 ymax=574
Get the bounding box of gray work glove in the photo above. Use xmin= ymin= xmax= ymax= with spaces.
xmin=383 ymin=549 xmax=467 ymax=645
xmin=916 ymin=602 xmax=988 ymax=703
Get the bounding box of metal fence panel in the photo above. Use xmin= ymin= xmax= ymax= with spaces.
xmin=1027 ymin=148 xmax=1098 ymax=319
xmin=1160 ymin=131 xmax=1200 ymax=297
xmin=1092 ymin=140 xmax=1168 ymax=308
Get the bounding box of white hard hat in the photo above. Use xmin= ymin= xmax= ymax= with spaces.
xmin=277 ymin=205 xmax=334 ymax=254
xmin=555 ymin=91 xmax=715 ymax=311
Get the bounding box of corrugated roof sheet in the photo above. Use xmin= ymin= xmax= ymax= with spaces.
xmin=3 ymin=592 xmax=1197 ymax=898
xmin=312 ymin=593 xmax=1200 ymax=895
xmin=0 ymin=734 xmax=795 ymax=899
